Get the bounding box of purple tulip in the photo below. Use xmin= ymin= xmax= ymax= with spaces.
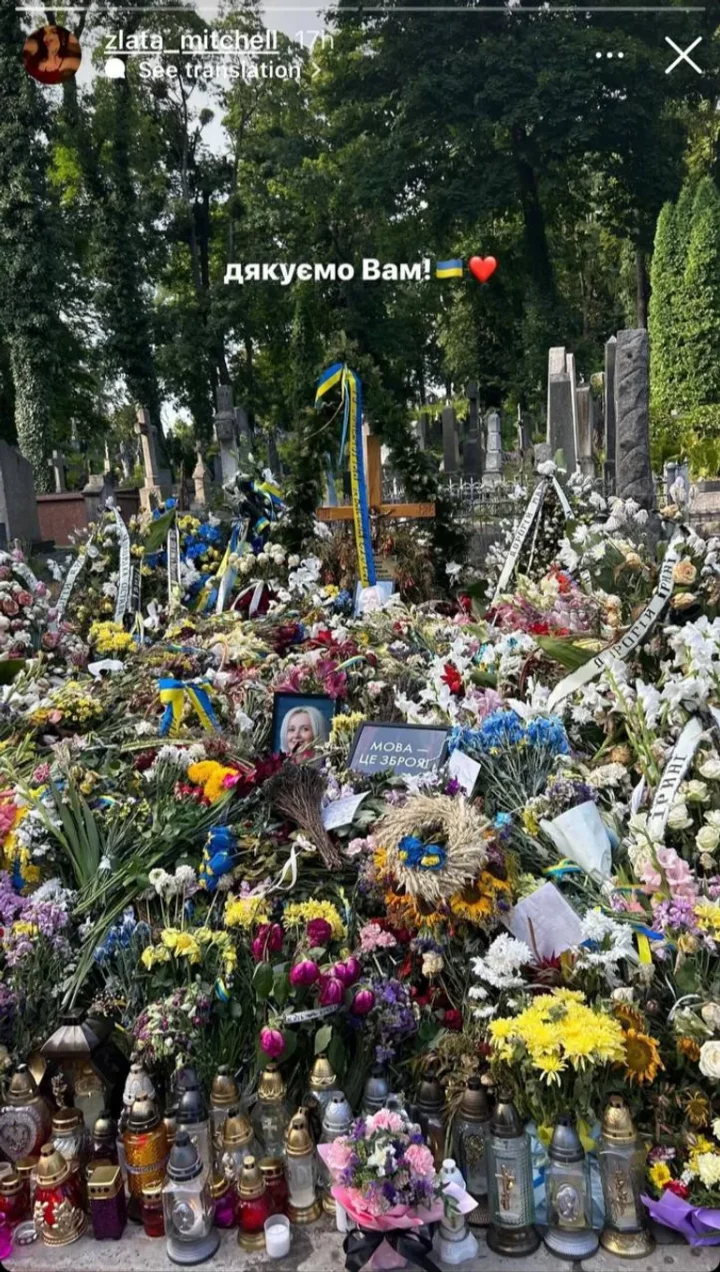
xmin=289 ymin=959 xmax=319 ymax=987
xmin=343 ymin=956 xmax=362 ymax=986
xmin=350 ymin=988 xmax=375 ymax=1016
xmin=251 ymin=923 xmax=284 ymax=962
xmin=259 ymin=1026 xmax=285 ymax=1059
xmin=319 ymin=976 xmax=345 ymax=1007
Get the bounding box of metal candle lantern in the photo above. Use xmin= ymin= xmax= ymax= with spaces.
xmin=486 ymin=1092 xmax=539 ymax=1258
xmin=0 ymin=1066 xmax=52 ymax=1163
xmin=163 ymin=1130 xmax=219 ymax=1265
xmin=598 ymin=1095 xmax=654 ymax=1258
xmin=33 ymin=1143 xmax=88 ymax=1247
xmin=304 ymin=1055 xmax=339 ymax=1117
xmin=544 ymin=1115 xmax=598 ymax=1259
xmin=251 ymin=1064 xmax=291 ymax=1158
xmin=221 ymin=1107 xmax=260 ymax=1183
xmin=176 ymin=1081 xmax=212 ymax=1177
xmin=123 ymin=1096 xmax=169 ymax=1219
xmin=453 ymin=1076 xmax=491 ymax=1223
xmin=361 ymin=1065 xmax=390 ymax=1115
xmin=50 ymin=1078 xmax=91 ymax=1191
xmin=209 ymin=1067 xmax=240 ymax=1164
xmin=40 ymin=1010 xmax=128 ymax=1128
xmin=285 ymin=1109 xmax=322 ymax=1224
xmin=414 ymin=1075 xmax=446 ymax=1168
xmin=320 ymin=1092 xmax=353 ymax=1215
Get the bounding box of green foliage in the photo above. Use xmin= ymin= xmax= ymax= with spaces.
xmin=682 ymin=179 xmax=720 ymax=409
xmin=649 ymin=201 xmax=682 ymax=411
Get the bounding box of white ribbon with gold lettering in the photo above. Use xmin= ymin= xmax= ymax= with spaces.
xmin=547 ymin=534 xmax=684 ymax=711
xmin=492 ymin=478 xmax=549 ymax=602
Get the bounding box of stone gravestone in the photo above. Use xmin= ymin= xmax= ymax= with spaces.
xmin=441 ymin=405 xmax=460 ymax=474
xmin=516 ymin=409 xmax=532 ymax=455
xmin=135 ymin=407 xmax=172 ymax=512
xmin=50 ymin=449 xmax=66 ymax=494
xmin=463 ymin=381 xmax=483 ymax=477
xmin=604 ymin=336 xmax=617 ymax=495
xmin=483 ymin=410 xmax=503 ymax=486
xmin=192 ymin=454 xmax=214 ymax=510
xmin=214 ymin=385 xmax=238 ymax=487
xmin=576 ymin=385 xmax=595 ymax=478
xmin=0 ymin=442 xmax=41 ymax=547
xmin=546 ymin=347 xmax=578 ymax=470
xmin=411 ymin=419 xmax=427 ymax=452
xmin=614 ymin=329 xmax=654 ymax=510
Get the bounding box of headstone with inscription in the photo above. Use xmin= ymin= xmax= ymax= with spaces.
xmin=546 ymin=347 xmax=578 ymax=471
xmin=214 ymin=385 xmax=239 ymax=487
xmin=614 ymin=328 xmax=654 ymax=510
xmin=483 ymin=410 xmax=503 ymax=486
xmin=442 ymin=405 xmax=460 ymax=474
xmin=192 ymin=454 xmax=214 ymax=509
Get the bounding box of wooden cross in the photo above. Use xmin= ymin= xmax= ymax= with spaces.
xmin=316 ymin=434 xmax=435 ymax=524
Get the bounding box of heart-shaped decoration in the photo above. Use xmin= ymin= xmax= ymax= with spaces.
xmin=469 ymin=255 xmax=498 ymax=284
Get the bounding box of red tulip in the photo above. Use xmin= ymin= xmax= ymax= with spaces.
xmin=350 ymin=988 xmax=375 ymax=1016
xmin=259 ymin=1027 xmax=285 ymax=1059
xmin=289 ymin=959 xmax=319 ymax=987
xmin=318 ymin=976 xmax=345 ymax=1007
xmin=251 ymin=923 xmax=284 ymax=962
xmin=332 ymin=958 xmax=361 ymax=986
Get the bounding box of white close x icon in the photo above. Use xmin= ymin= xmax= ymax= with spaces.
xmin=665 ymin=35 xmax=703 ymax=76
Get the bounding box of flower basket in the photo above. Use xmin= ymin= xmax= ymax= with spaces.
xmin=334 ymin=1188 xmax=444 ymax=1271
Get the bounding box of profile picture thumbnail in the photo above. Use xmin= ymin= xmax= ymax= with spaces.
xmin=23 ymin=24 xmax=81 ymax=85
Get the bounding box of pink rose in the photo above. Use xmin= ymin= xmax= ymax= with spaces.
xmin=15 ymin=591 xmax=32 ymax=608
xmin=41 ymin=631 xmax=60 ymax=652
xmin=1 ymin=600 xmax=18 ymax=618
xmin=307 ymin=918 xmax=333 ymax=946
xmin=259 ymin=1026 xmax=285 ymax=1059
xmin=404 ymin=1143 xmax=435 ymax=1179
xmin=325 ymin=1139 xmax=353 ymax=1175
xmin=367 ymin=1109 xmax=404 ymax=1134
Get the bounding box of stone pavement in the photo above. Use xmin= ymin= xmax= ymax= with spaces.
xmin=5 ymin=1221 xmax=719 ymax=1272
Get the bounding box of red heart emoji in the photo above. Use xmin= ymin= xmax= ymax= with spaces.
xmin=469 ymin=255 xmax=497 ymax=284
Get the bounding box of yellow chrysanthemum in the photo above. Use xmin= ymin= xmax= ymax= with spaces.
xmin=187 ymin=761 xmax=235 ymax=803
xmin=224 ymin=895 xmax=270 ymax=930
xmin=283 ymin=899 xmax=344 ymax=940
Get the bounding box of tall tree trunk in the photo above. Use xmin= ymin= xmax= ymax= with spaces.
xmin=511 ymin=126 xmax=557 ymax=307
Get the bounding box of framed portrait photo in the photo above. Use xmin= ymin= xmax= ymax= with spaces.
xmin=271 ymin=693 xmax=336 ymax=758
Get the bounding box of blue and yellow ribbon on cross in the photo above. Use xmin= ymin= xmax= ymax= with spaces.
xmin=158 ymin=677 xmax=220 ymax=737
xmin=315 ymin=363 xmax=377 ymax=589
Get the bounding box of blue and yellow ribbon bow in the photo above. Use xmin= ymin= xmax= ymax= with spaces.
xmin=158 ymin=678 xmax=220 ymax=737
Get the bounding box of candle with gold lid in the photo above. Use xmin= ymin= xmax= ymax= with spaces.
xmin=221 ymin=1107 xmax=260 ymax=1183
xmin=123 ymin=1096 xmax=169 ymax=1220
xmin=210 ymin=1066 xmax=240 ymax=1158
xmin=284 ymin=1109 xmax=322 ymax=1225
xmin=598 ymin=1095 xmax=654 ymax=1258
xmin=236 ymin=1156 xmax=272 ymax=1250
xmin=88 ymin=1163 xmax=127 ymax=1240
xmin=251 ymin=1064 xmax=291 ymax=1158
xmin=33 ymin=1143 xmax=88 ymax=1247
xmin=303 ymin=1055 xmax=339 ymax=1117
xmin=0 ymin=1168 xmax=31 ymax=1228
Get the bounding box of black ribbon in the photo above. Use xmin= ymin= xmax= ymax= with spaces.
xmin=343 ymin=1224 xmax=440 ymax=1272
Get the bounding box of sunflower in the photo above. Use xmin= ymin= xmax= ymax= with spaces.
xmin=450 ymin=874 xmax=512 ymax=926
xmin=684 ymin=1090 xmax=711 ymax=1128
xmin=677 ymin=1036 xmax=702 ymax=1063
xmin=623 ymin=1029 xmax=663 ymax=1085
xmin=612 ymin=1002 xmax=646 ymax=1033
